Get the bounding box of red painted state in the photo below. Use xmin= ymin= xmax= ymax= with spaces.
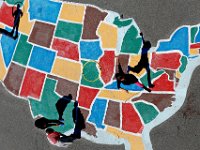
xmin=190 ymin=43 xmax=200 ymax=49
xmin=151 ymin=73 xmax=174 ymax=91
xmin=151 ymin=52 xmax=181 ymax=70
xmin=20 ymin=68 xmax=46 ymax=99
xmin=0 ymin=2 xmax=14 ymax=27
xmin=52 ymin=38 xmax=79 ymax=61
xmin=78 ymin=86 xmax=99 ymax=109
xmin=99 ymin=51 xmax=115 ymax=84
xmin=122 ymin=103 xmax=143 ymax=133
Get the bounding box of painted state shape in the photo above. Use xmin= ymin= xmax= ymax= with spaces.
xmin=134 ymin=102 xmax=159 ymax=124
xmin=52 ymin=38 xmax=79 ymax=61
xmin=194 ymin=26 xmax=200 ymax=43
xmin=99 ymin=51 xmax=115 ymax=84
xmin=20 ymin=68 xmax=46 ymax=99
xmin=151 ymin=52 xmax=181 ymax=70
xmin=122 ymin=103 xmax=143 ymax=133
xmin=132 ymin=93 xmax=175 ymax=112
xmin=59 ymin=3 xmax=85 ymax=23
xmin=121 ymin=25 xmax=142 ymax=54
xmin=29 ymin=21 xmax=55 ymax=48
xmin=47 ymin=74 xmax=79 ymax=100
xmin=104 ymin=100 xmax=121 ymax=128
xmin=151 ymin=73 xmax=175 ymax=92
xmin=4 ymin=62 xmax=25 ymax=95
xmin=55 ymin=20 xmax=82 ymax=43
xmin=29 ymin=0 xmax=61 ymax=24
xmin=82 ymin=6 xmax=107 ymax=39
xmin=88 ymin=98 xmax=107 ymax=129
xmin=0 ymin=46 xmax=6 ymax=80
xmin=113 ymin=17 xmax=133 ymax=28
xmin=179 ymin=56 xmax=188 ymax=73
xmin=13 ymin=34 xmax=33 ymax=66
xmin=29 ymin=78 xmax=74 ymax=133
xmin=52 ymin=58 xmax=82 ymax=82
xmin=28 ymin=46 xmax=55 ymax=73
xmin=80 ymin=41 xmax=103 ymax=60
xmin=1 ymin=27 xmax=19 ymax=67
xmin=97 ymin=22 xmax=118 ymax=49
xmin=98 ymin=90 xmax=139 ymax=101
xmin=115 ymin=54 xmax=130 ymax=75
xmin=157 ymin=27 xmax=189 ymax=56
xmin=81 ymin=60 xmax=104 ymax=88
xmin=78 ymin=86 xmax=99 ymax=109
xmin=0 ymin=2 xmax=14 ymax=27
xmin=190 ymin=26 xmax=198 ymax=43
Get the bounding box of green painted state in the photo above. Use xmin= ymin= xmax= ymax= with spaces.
xmin=55 ymin=20 xmax=82 ymax=42
xmin=134 ymin=102 xmax=159 ymax=124
xmin=113 ymin=17 xmax=132 ymax=28
xmin=81 ymin=60 xmax=104 ymax=88
xmin=141 ymin=70 xmax=164 ymax=87
xmin=5 ymin=0 xmax=24 ymax=5
xmin=191 ymin=27 xmax=198 ymax=43
xmin=121 ymin=25 xmax=142 ymax=54
xmin=29 ymin=78 xmax=74 ymax=133
xmin=179 ymin=56 xmax=188 ymax=73
xmin=13 ymin=34 xmax=32 ymax=66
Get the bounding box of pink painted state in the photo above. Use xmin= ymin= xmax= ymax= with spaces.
xmin=190 ymin=43 xmax=200 ymax=49
xmin=52 ymin=38 xmax=79 ymax=61
xmin=151 ymin=52 xmax=181 ymax=70
xmin=99 ymin=51 xmax=115 ymax=84
xmin=0 ymin=2 xmax=14 ymax=27
xmin=20 ymin=68 xmax=46 ymax=99
xmin=151 ymin=73 xmax=174 ymax=91
xmin=122 ymin=103 xmax=143 ymax=133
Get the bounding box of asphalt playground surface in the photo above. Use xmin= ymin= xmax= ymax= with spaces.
xmin=0 ymin=0 xmax=200 ymax=150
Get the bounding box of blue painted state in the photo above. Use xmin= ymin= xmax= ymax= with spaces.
xmin=80 ymin=41 xmax=103 ymax=60
xmin=105 ymin=80 xmax=143 ymax=91
xmin=29 ymin=0 xmax=61 ymax=24
xmin=1 ymin=27 xmax=19 ymax=67
xmin=195 ymin=27 xmax=200 ymax=43
xmin=28 ymin=46 xmax=55 ymax=73
xmin=88 ymin=98 xmax=107 ymax=129
xmin=157 ymin=27 xmax=189 ymax=56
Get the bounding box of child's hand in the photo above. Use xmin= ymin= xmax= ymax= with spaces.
xmin=140 ymin=32 xmax=143 ymax=36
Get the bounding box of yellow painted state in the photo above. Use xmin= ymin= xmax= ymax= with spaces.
xmin=190 ymin=48 xmax=199 ymax=55
xmin=107 ymin=126 xmax=145 ymax=150
xmin=97 ymin=22 xmax=118 ymax=49
xmin=52 ymin=58 xmax=82 ymax=82
xmin=0 ymin=50 xmax=7 ymax=81
xmin=19 ymin=0 xmax=34 ymax=35
xmin=98 ymin=89 xmax=139 ymax=101
xmin=0 ymin=23 xmax=5 ymax=29
xmin=175 ymin=71 xmax=181 ymax=79
xmin=59 ymin=3 xmax=85 ymax=23
xmin=129 ymin=55 xmax=146 ymax=78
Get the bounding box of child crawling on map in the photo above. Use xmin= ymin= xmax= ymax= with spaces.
xmin=115 ymin=63 xmax=151 ymax=92
xmin=127 ymin=32 xmax=154 ymax=88
xmin=11 ymin=4 xmax=23 ymax=38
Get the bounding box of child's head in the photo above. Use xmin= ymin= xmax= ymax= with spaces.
xmin=46 ymin=128 xmax=54 ymax=134
xmin=17 ymin=4 xmax=20 ymax=9
xmin=143 ymin=41 xmax=151 ymax=49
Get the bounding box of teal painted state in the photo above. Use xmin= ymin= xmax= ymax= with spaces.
xmin=134 ymin=102 xmax=159 ymax=124
xmin=191 ymin=26 xmax=198 ymax=43
xmin=113 ymin=17 xmax=132 ymax=28
xmin=121 ymin=25 xmax=142 ymax=54
xmin=179 ymin=56 xmax=188 ymax=73
xmin=29 ymin=78 xmax=74 ymax=133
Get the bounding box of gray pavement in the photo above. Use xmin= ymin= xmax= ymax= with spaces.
xmin=1 ymin=0 xmax=200 ymax=150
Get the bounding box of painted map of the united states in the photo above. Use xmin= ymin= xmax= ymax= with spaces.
xmin=0 ymin=0 xmax=199 ymax=150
